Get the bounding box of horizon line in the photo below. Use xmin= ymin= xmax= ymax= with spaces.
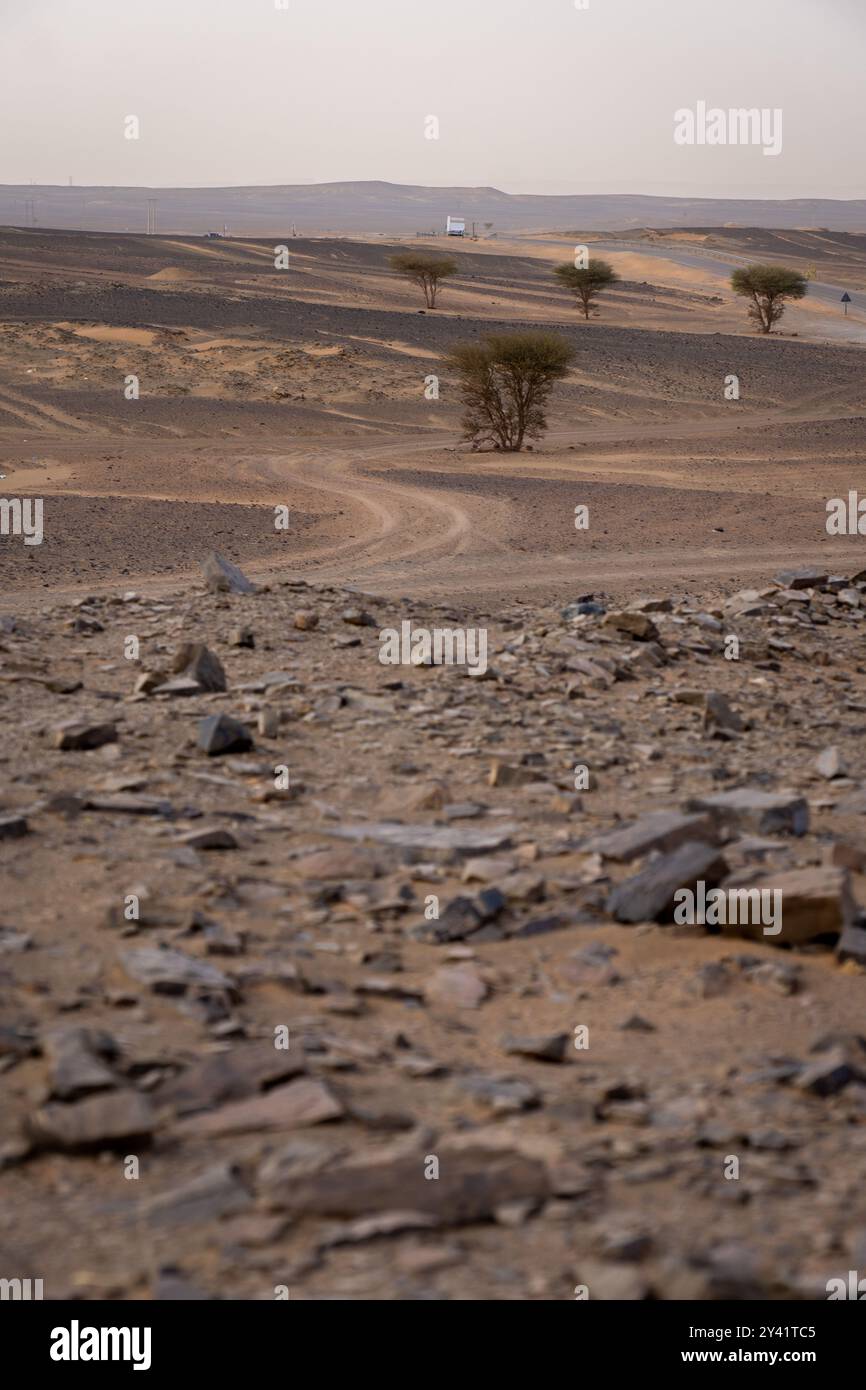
xmin=0 ymin=180 xmax=862 ymax=204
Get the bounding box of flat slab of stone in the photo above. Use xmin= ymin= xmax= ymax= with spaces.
xmin=53 ymin=721 xmax=117 ymax=751
xmin=774 ymin=567 xmax=828 ymax=590
xmin=721 ymin=866 xmax=854 ymax=945
xmin=151 ymin=677 xmax=205 ymax=698
xmin=0 ymin=928 xmax=31 ymax=954
xmin=502 ymin=1033 xmax=569 ymax=1064
xmin=588 ymin=810 xmax=717 ymax=863
xmin=84 ymin=795 xmax=173 ymax=816
xmin=608 ymin=842 xmax=729 ymax=923
xmin=158 ymin=1043 xmax=305 ymax=1116
xmin=236 ymin=671 xmax=300 ymax=693
xmin=260 ymin=1132 xmax=552 ymax=1223
xmin=329 ymin=822 xmax=516 ymax=854
xmin=0 ymin=813 xmax=29 ymax=839
xmin=684 ymin=788 xmax=808 ymax=837
xmin=179 ymin=826 xmax=238 ymax=851
xmin=173 ymin=1077 xmax=343 ymax=1138
xmin=143 ymin=1162 xmax=254 ymax=1227
xmin=26 ymin=1090 xmax=156 ymax=1152
xmin=412 ymin=889 xmax=505 ymax=944
xmin=121 ymin=947 xmax=232 ymax=995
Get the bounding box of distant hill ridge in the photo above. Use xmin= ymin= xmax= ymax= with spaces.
xmin=1 ymin=181 xmax=863 ymax=234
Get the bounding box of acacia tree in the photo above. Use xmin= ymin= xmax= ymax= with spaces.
xmin=554 ymin=258 xmax=619 ymax=320
xmin=446 ymin=331 xmax=575 ymax=452
xmin=388 ymin=252 xmax=458 ymax=308
xmin=731 ymin=263 xmax=808 ymax=333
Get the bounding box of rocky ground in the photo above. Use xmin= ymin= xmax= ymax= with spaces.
xmin=4 ymin=555 xmax=866 ymax=1300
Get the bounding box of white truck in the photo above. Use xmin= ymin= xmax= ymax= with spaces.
xmin=445 ymin=216 xmax=465 ymax=237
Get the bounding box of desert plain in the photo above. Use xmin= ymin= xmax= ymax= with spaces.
xmin=2 ymin=221 xmax=866 ymax=1300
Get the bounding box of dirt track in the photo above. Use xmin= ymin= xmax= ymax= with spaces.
xmin=3 ymin=407 xmax=866 ymax=609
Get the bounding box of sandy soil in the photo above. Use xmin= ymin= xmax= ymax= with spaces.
xmin=0 ymin=226 xmax=864 ymax=609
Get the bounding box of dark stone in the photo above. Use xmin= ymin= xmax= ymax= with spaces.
xmin=197 ymin=714 xmax=254 ymax=756
xmin=607 ymin=842 xmax=729 ymax=923
xmin=53 ymin=721 xmax=117 ymax=751
xmin=588 ymin=810 xmax=718 ymax=863
xmin=170 ymin=643 xmax=227 ymax=693
xmin=774 ymin=567 xmax=828 ymax=590
xmin=0 ymin=813 xmax=29 ymax=840
xmin=502 ymin=1033 xmax=569 ymax=1063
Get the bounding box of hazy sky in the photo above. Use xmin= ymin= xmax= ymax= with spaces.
xmin=1 ymin=0 xmax=863 ymax=196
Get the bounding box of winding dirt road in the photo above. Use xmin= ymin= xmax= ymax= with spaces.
xmin=4 ymin=397 xmax=865 ymax=610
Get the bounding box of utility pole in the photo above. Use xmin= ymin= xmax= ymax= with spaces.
xmin=146 ymin=199 xmax=158 ymax=235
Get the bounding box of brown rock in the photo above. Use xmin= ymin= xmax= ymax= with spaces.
xmin=502 ymin=1033 xmax=569 ymax=1063
xmin=173 ymin=1077 xmax=344 ymax=1137
xmin=602 ymin=611 xmax=660 ymax=641
xmin=829 ymin=842 xmax=866 ymax=874
xmin=52 ymin=721 xmax=117 ymax=751
xmin=158 ymin=1043 xmax=305 ymax=1114
xmin=721 ymin=866 xmax=854 ymax=945
xmin=261 ymin=1131 xmax=552 ymax=1224
xmin=489 ymin=760 xmax=543 ymax=789
xmin=26 ymin=1090 xmax=156 ymax=1152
